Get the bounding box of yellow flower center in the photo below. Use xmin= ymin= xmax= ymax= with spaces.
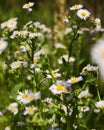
xmin=33 ymin=57 xmax=38 ymax=64
xmin=71 ymin=77 xmax=78 ymax=83
xmin=26 ymin=3 xmax=31 ymax=8
xmin=22 ymin=93 xmax=28 ymax=99
xmin=51 ymin=71 xmax=56 ymax=77
xmin=81 ymin=12 xmax=86 ymax=17
xmin=13 ymin=64 xmax=20 ymax=69
xmin=97 ymin=22 xmax=101 ymax=26
xmin=19 ymin=31 xmax=24 ymax=35
xmin=57 ymin=84 xmax=64 ymax=91
xmin=28 ymin=95 xmax=34 ymax=102
xmin=74 ymin=5 xmax=79 ymax=9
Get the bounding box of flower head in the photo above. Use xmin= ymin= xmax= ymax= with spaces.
xmin=23 ymin=2 xmax=34 ymax=12
xmin=67 ymin=76 xmax=83 ymax=84
xmin=17 ymin=90 xmax=40 ymax=104
xmin=78 ymin=88 xmax=92 ymax=99
xmin=49 ymin=80 xmax=71 ymax=95
xmin=46 ymin=69 xmax=61 ymax=79
xmin=8 ymin=102 xmax=18 ymax=115
xmin=10 ymin=61 xmax=21 ymax=70
xmin=95 ymin=100 xmax=104 ymax=109
xmin=23 ymin=2 xmax=34 ymax=9
xmin=91 ymin=39 xmax=104 ymax=78
xmin=1 ymin=18 xmax=17 ymax=31
xmin=95 ymin=18 xmax=101 ymax=30
xmin=23 ymin=106 xmax=38 ymax=115
xmin=0 ymin=39 xmax=8 ymax=54
xmin=70 ymin=4 xmax=83 ymax=10
xmin=77 ymin=9 xmax=90 ymax=20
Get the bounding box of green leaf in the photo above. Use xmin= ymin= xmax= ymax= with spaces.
xmin=11 ymin=83 xmax=24 ymax=98
xmin=0 ymin=116 xmax=8 ymax=123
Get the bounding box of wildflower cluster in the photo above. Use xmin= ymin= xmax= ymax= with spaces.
xmin=0 ymin=2 xmax=104 ymax=130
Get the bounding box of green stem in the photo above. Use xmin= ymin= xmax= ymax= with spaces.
xmin=96 ymin=70 xmax=101 ymax=100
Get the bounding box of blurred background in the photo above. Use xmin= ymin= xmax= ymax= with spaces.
xmin=0 ymin=0 xmax=104 ymax=29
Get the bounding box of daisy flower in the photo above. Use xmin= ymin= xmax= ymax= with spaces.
xmin=0 ymin=39 xmax=8 ymax=54
xmin=46 ymin=69 xmax=61 ymax=79
xmin=77 ymin=9 xmax=90 ymax=20
xmin=18 ymin=30 xmax=28 ymax=38
xmin=23 ymin=2 xmax=34 ymax=12
xmin=17 ymin=90 xmax=40 ymax=104
xmin=1 ymin=18 xmax=17 ymax=31
xmin=10 ymin=61 xmax=21 ymax=70
xmin=7 ymin=18 xmax=17 ymax=31
xmin=95 ymin=100 xmax=104 ymax=109
xmin=8 ymin=102 xmax=18 ymax=115
xmin=49 ymin=80 xmax=71 ymax=95
xmin=70 ymin=4 xmax=83 ymax=10
xmin=23 ymin=106 xmax=38 ymax=115
xmin=82 ymin=64 xmax=99 ymax=72
xmin=95 ymin=18 xmax=101 ymax=30
xmin=67 ymin=76 xmax=83 ymax=84
xmin=91 ymin=39 xmax=104 ymax=78
xmin=78 ymin=88 xmax=92 ymax=99
xmin=23 ymin=2 xmax=34 ymax=9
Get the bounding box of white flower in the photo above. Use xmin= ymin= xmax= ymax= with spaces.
xmin=67 ymin=76 xmax=83 ymax=84
xmin=23 ymin=2 xmax=34 ymax=9
xmin=46 ymin=69 xmax=61 ymax=79
xmin=54 ymin=43 xmax=66 ymax=49
xmin=80 ymin=106 xmax=90 ymax=112
xmin=78 ymin=88 xmax=91 ymax=99
xmin=18 ymin=30 xmax=28 ymax=38
xmin=42 ymin=97 xmax=52 ymax=104
xmin=83 ymin=64 xmax=99 ymax=71
xmin=91 ymin=39 xmax=104 ymax=78
xmin=5 ymin=125 xmax=11 ymax=130
xmin=23 ymin=106 xmax=38 ymax=115
xmin=10 ymin=61 xmax=21 ymax=70
xmin=8 ymin=102 xmax=18 ymax=115
xmin=10 ymin=30 xmax=19 ymax=39
xmin=34 ymin=21 xmax=40 ymax=28
xmin=61 ymin=104 xmax=67 ymax=115
xmin=1 ymin=21 xmax=7 ymax=29
xmin=49 ymin=80 xmax=71 ymax=94
xmin=70 ymin=4 xmax=83 ymax=10
xmin=77 ymin=9 xmax=90 ymax=20
xmin=95 ymin=18 xmax=101 ymax=30
xmin=7 ymin=18 xmax=17 ymax=31
xmin=1 ymin=18 xmax=17 ymax=31
xmin=29 ymin=32 xmax=43 ymax=39
xmin=33 ymin=49 xmax=45 ymax=64
xmin=0 ymin=39 xmax=8 ymax=54
xmin=72 ymin=123 xmax=78 ymax=129
xmin=95 ymin=100 xmax=104 ymax=109
xmin=20 ymin=45 xmax=26 ymax=52
xmin=63 ymin=17 xmax=69 ymax=24
xmin=17 ymin=90 xmax=40 ymax=104
xmin=58 ymin=55 xmax=75 ymax=64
